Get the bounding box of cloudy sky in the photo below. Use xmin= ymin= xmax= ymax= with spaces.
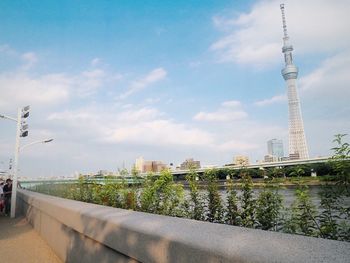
xmin=0 ymin=0 xmax=349 ymax=178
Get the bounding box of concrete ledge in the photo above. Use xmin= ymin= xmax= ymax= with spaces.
xmin=17 ymin=189 xmax=350 ymax=263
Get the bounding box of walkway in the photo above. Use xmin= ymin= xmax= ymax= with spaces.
xmin=0 ymin=216 xmax=62 ymax=263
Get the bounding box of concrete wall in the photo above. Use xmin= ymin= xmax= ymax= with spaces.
xmin=17 ymin=189 xmax=350 ymax=263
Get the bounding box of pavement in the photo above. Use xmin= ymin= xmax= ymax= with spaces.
xmin=0 ymin=215 xmax=62 ymax=263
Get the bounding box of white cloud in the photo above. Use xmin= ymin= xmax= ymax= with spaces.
xmin=116 ymin=107 xmax=162 ymax=122
xmin=254 ymin=94 xmax=286 ymax=106
xmin=0 ymin=72 xmax=70 ymax=110
xmin=0 ymin=66 xmax=118 ymax=110
xmin=218 ymin=140 xmax=259 ymax=152
xmin=90 ymin=58 xmax=101 ymax=67
xmin=0 ymin=44 xmax=18 ymax=57
xmin=21 ymin=52 xmax=38 ymax=70
xmin=194 ymin=100 xmax=247 ymax=122
xmin=48 ymin=106 xmax=214 ymax=148
xmin=221 ymin=100 xmax=242 ymax=108
xmin=77 ymin=69 xmax=107 ymax=96
xmin=108 ymin=120 xmax=214 ymax=146
xmin=211 ymin=0 xmax=350 ymax=67
xmin=118 ymin=68 xmax=167 ymax=99
xmin=300 ymin=51 xmax=350 ymax=99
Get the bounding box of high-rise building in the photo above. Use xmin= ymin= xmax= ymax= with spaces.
xmin=280 ymin=4 xmax=309 ymax=160
xmin=267 ymin=139 xmax=284 ymax=159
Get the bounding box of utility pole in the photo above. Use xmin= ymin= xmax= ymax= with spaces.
xmin=10 ymin=108 xmax=22 ymax=218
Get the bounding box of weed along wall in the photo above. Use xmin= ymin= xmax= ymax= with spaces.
xmin=17 ymin=189 xmax=349 ymax=263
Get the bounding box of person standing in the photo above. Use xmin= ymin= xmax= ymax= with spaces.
xmin=3 ymin=179 xmax=12 ymax=216
xmin=0 ymin=181 xmax=4 ymax=213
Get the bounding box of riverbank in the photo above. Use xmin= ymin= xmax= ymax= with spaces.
xmin=180 ymin=176 xmax=335 ymax=189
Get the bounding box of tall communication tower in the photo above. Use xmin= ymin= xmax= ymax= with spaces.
xmin=280 ymin=4 xmax=309 ymax=159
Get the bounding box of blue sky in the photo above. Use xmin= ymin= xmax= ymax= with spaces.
xmin=1 ymin=0 xmax=349 ymax=178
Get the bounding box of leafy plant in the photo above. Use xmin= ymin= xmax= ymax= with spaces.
xmin=185 ymin=167 xmax=205 ymax=221
xmin=329 ymin=134 xmax=350 ymax=195
xmin=256 ymin=188 xmax=283 ymax=231
xmin=284 ymin=186 xmax=318 ymax=236
xmin=225 ymin=177 xmax=240 ymax=226
xmin=239 ymin=172 xmax=255 ymax=228
xmin=141 ymin=169 xmax=184 ymax=216
xmin=204 ymin=169 xmax=224 ymax=223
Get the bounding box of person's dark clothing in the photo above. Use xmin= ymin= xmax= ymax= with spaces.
xmin=3 ymin=184 xmax=12 ymax=198
xmin=3 ymin=184 xmax=12 ymax=215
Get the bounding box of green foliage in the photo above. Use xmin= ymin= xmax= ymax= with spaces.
xmin=239 ymin=172 xmax=255 ymax=228
xmin=93 ymin=180 xmax=122 ymax=207
xmin=317 ymin=186 xmax=341 ymax=240
xmin=124 ymin=167 xmax=141 ymax=210
xmin=329 ymin=134 xmax=350 ymax=195
xmin=289 ymin=165 xmax=306 ymax=178
xmin=269 ymin=167 xmax=285 ymax=179
xmin=185 ymin=168 xmax=205 ymax=221
xmin=284 ymin=186 xmax=318 ymax=236
xmin=225 ymin=178 xmax=240 ymax=226
xmin=140 ymin=169 xmax=184 ymax=216
xmin=256 ymin=188 xmax=283 ymax=231
xmin=204 ymin=169 xmax=224 ymax=223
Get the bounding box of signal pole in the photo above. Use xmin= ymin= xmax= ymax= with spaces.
xmin=10 ymin=108 xmax=22 ymax=218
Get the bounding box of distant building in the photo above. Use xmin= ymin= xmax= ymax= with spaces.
xmin=135 ymin=157 xmax=145 ymax=173
xmin=264 ymin=154 xmax=279 ymax=163
xmin=135 ymin=157 xmax=167 ymax=173
xmin=267 ymin=139 xmax=284 ymax=161
xmin=264 ymin=139 xmax=284 ymax=162
xmin=180 ymin=158 xmax=201 ymax=170
xmin=233 ymin=155 xmax=250 ymax=167
xmin=289 ymin=153 xmax=300 ymax=160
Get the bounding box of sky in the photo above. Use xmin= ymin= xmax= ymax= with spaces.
xmin=0 ymin=0 xmax=349 ymax=178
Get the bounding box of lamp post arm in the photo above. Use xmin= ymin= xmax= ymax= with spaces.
xmin=0 ymin=114 xmax=18 ymax=122
xmin=20 ymin=139 xmax=54 ymax=151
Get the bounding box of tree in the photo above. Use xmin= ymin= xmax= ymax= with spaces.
xmin=256 ymin=188 xmax=283 ymax=231
xmin=225 ymin=177 xmax=240 ymax=226
xmin=329 ymin=134 xmax=350 ymax=195
xmin=204 ymin=169 xmax=224 ymax=223
xmin=185 ymin=167 xmax=205 ymax=221
xmin=289 ymin=165 xmax=305 ymax=178
xmin=140 ymin=169 xmax=184 ymax=216
xmin=284 ymin=186 xmax=318 ymax=236
xmin=239 ymin=172 xmax=255 ymax=228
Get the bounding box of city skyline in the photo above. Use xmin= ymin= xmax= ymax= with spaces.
xmin=1 ymin=0 xmax=349 ymax=178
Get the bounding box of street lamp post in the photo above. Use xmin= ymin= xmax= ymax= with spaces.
xmin=10 ymin=137 xmax=54 ymax=218
xmin=1 ymin=107 xmax=53 ymax=218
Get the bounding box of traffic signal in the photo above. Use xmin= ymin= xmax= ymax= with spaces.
xmin=20 ymin=105 xmax=30 ymax=137
xmin=21 ymin=105 xmax=30 ymax=118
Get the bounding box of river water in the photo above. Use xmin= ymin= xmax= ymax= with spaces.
xmin=192 ymin=185 xmax=350 ymax=210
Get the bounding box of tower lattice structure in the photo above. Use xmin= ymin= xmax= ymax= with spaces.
xmin=280 ymin=4 xmax=309 ymax=159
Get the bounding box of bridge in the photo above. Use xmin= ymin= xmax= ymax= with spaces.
xmin=18 ymin=157 xmax=331 ymax=188
xmin=156 ymin=156 xmax=331 ymax=177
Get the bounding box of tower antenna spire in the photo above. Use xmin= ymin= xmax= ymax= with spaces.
xmin=280 ymin=4 xmax=289 ymax=42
